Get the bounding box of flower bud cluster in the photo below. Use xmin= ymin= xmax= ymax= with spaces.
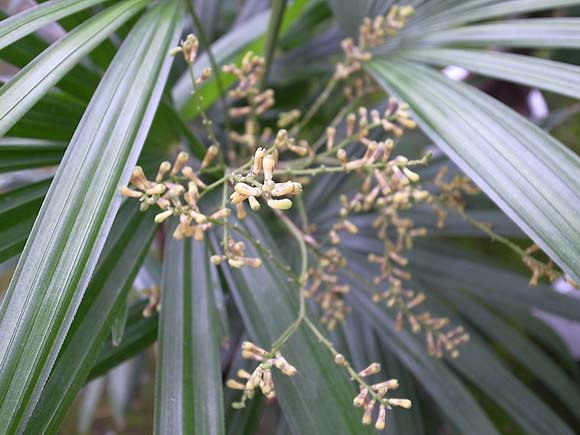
xmin=227 ymin=341 xmax=297 ymax=408
xmin=230 ymin=142 xmax=303 ymax=213
xmin=211 ymin=236 xmax=262 ymax=269
xmin=121 ymin=148 xmax=222 ymax=242
xmin=335 ymin=5 xmax=415 ymax=80
xmin=223 ymin=52 xmax=274 ymax=118
xmin=332 ymin=356 xmax=411 ymax=431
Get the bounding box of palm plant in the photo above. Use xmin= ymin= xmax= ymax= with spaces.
xmin=0 ymin=0 xmax=579 ymax=433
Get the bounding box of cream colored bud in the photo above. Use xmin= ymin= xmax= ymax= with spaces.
xmin=346 ymin=113 xmax=356 ymax=136
xmin=242 ymin=341 xmax=267 ymax=356
xmin=210 ymin=208 xmax=231 ymax=220
xmin=231 ymin=193 xmax=249 ymax=205
xmin=210 ymin=255 xmax=224 ymax=265
xmin=274 ymin=129 xmax=288 ymax=148
xmin=236 ymin=203 xmax=247 ymax=220
xmin=235 ymin=182 xmax=259 ymax=197
xmin=168 ymin=46 xmax=183 ymax=57
xmin=402 ymin=167 xmax=420 ymax=182
xmin=353 ymin=388 xmax=368 ymax=407
xmin=242 ymin=257 xmax=262 ymax=268
xmin=130 ymin=166 xmax=149 ymax=189
xmin=326 ymin=127 xmax=336 ymax=151
xmin=171 ymin=152 xmax=189 ymax=176
xmin=252 ymin=147 xmax=266 ymax=175
xmin=248 ymin=196 xmax=261 ymax=211
xmin=263 ymin=155 xmax=275 ymax=181
xmin=375 ymin=405 xmax=386 ymax=430
xmin=226 ymin=379 xmax=246 ymax=390
xmin=194 ymin=225 xmax=204 ymax=240
xmin=337 ymin=149 xmax=347 ymax=166
xmin=155 ymin=161 xmax=171 ymax=182
xmin=196 ymin=67 xmax=212 ymax=84
xmin=145 ymin=183 xmax=166 ymax=196
xmin=373 ymin=379 xmax=399 ymax=391
xmin=120 ymin=186 xmax=142 ymax=198
xmin=358 ymin=362 xmax=381 ymax=377
xmin=267 ymin=198 xmax=292 ymax=210
xmin=154 ymin=210 xmax=173 ymax=224
xmin=389 ymin=398 xmax=412 ymax=409
xmin=201 ymin=145 xmax=219 ymax=169
xmin=237 ymin=369 xmax=252 ymax=379
xmin=362 ymin=400 xmax=375 ymax=425
xmin=182 ymin=34 xmax=199 ymax=63
xmin=334 ymin=354 xmax=348 ymax=367
xmin=398 ymin=117 xmax=416 ymax=129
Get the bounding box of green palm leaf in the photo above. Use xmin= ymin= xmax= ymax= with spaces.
xmin=0 ymin=0 xmax=182 ymax=430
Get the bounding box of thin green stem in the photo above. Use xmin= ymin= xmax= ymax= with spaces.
xmin=270 ymin=212 xmax=308 ymax=353
xmin=291 ymin=77 xmax=339 ymax=136
xmin=185 ymin=0 xmax=232 ymax=139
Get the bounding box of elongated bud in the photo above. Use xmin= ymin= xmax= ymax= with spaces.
xmin=226 ymin=379 xmax=246 ymax=390
xmin=210 ymin=208 xmax=231 ymax=220
xmin=326 ymin=127 xmax=336 ymax=151
xmin=346 ymin=113 xmax=356 ymax=136
xmin=272 ymin=181 xmax=302 ymax=197
xmin=263 ymin=155 xmax=275 ymax=181
xmin=201 ymin=145 xmax=219 ymax=169
xmin=236 ymin=203 xmax=247 ymax=220
xmin=372 ymin=379 xmax=399 ymax=391
xmin=248 ymin=195 xmax=261 ymax=211
xmin=353 ymin=388 xmax=368 ymax=407
xmin=154 ymin=210 xmax=173 ymax=224
xmin=155 ymin=161 xmax=171 ymax=182
xmin=120 ymin=186 xmax=142 ymax=198
xmin=252 ymin=147 xmax=266 ymax=175
xmin=337 ymin=149 xmax=347 ymax=166
xmin=375 ymin=405 xmax=386 ymax=430
xmin=389 ymin=398 xmax=412 ymax=409
xmin=235 ymin=182 xmax=259 ymax=197
xmin=130 ymin=166 xmax=149 ymax=189
xmin=362 ymin=400 xmax=375 ymax=425
xmin=267 ymin=198 xmax=292 ymax=210
xmin=145 ymin=184 xmax=166 ymax=196
xmin=358 ymin=362 xmax=381 ymax=377
xmin=242 ymin=257 xmax=262 ymax=268
xmin=402 ymin=167 xmax=420 ymax=182
xmin=182 ymin=34 xmax=199 ymax=63
xmin=171 ymin=152 xmax=189 ymax=176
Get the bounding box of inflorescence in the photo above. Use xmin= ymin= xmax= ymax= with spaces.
xmin=119 ymin=3 xmax=573 ymax=431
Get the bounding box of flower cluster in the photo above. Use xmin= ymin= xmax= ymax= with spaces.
xmin=226 ymin=341 xmax=297 ymax=408
xmin=120 ymin=149 xmax=226 ymax=241
xmin=210 ymin=236 xmax=262 ymax=269
xmin=333 ymin=355 xmax=411 ymax=431
xmin=335 ymin=5 xmax=415 ymax=80
xmin=230 ymin=142 xmax=303 ymax=216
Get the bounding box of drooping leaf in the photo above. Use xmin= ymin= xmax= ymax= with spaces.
xmin=0 ymin=1 xmax=182 ymax=430
xmin=366 ymin=59 xmax=580 ymax=282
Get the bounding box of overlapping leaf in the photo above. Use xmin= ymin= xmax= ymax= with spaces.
xmin=0 ymin=0 xmax=182 ymax=431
